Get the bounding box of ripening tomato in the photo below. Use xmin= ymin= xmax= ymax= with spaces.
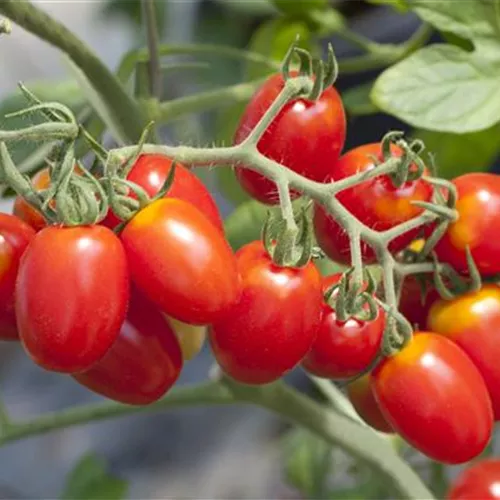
xmin=16 ymin=225 xmax=129 ymax=373
xmin=74 ymin=288 xmax=182 ymax=405
xmin=347 ymin=374 xmax=393 ymax=433
xmin=210 ymin=241 xmax=323 ymax=384
xmin=234 ymin=72 xmax=346 ymax=204
xmin=102 ymin=154 xmax=223 ymax=231
xmin=428 ymin=285 xmax=500 ymax=420
xmin=372 ymin=332 xmax=493 ymax=464
xmin=0 ymin=214 xmax=36 ymax=340
xmin=447 ymin=459 xmax=500 ymax=499
xmin=435 ymin=173 xmax=500 ymax=276
xmin=314 ymin=143 xmax=433 ymax=264
xmin=302 ymin=274 xmax=385 ymax=379
xmin=165 ymin=315 xmax=207 ymax=361
xmin=121 ymin=198 xmax=240 ymax=325
xmin=398 ymin=275 xmax=439 ymax=330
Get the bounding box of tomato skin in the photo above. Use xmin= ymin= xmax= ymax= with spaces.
xmin=164 ymin=315 xmax=206 ymax=361
xmin=347 ymin=374 xmax=393 ymax=433
xmin=16 ymin=225 xmax=129 ymax=373
xmin=398 ymin=275 xmax=439 ymax=330
xmin=121 ymin=198 xmax=240 ymax=325
xmin=372 ymin=332 xmax=493 ymax=464
xmin=0 ymin=214 xmax=36 ymax=340
xmin=102 ymin=154 xmax=223 ymax=232
xmin=74 ymin=288 xmax=182 ymax=405
xmin=234 ymin=72 xmax=346 ymax=205
xmin=313 ymin=143 xmax=433 ymax=264
xmin=447 ymin=459 xmax=500 ymax=500
xmin=435 ymin=173 xmax=500 ymax=276
xmin=428 ymin=285 xmax=500 ymax=420
xmin=209 ymin=241 xmax=323 ymax=384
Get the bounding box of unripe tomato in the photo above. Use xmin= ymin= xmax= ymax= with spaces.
xmin=428 ymin=285 xmax=500 ymax=420
xmin=121 ymin=198 xmax=240 ymax=325
xmin=346 ymin=374 xmax=393 ymax=433
xmin=372 ymin=332 xmax=493 ymax=464
xmin=313 ymin=143 xmax=433 ymax=264
xmin=74 ymin=288 xmax=182 ymax=405
xmin=102 ymin=154 xmax=223 ymax=232
xmin=234 ymin=72 xmax=346 ymax=204
xmin=16 ymin=225 xmax=129 ymax=373
xmin=435 ymin=173 xmax=500 ymax=276
xmin=165 ymin=315 xmax=206 ymax=361
xmin=210 ymin=241 xmax=323 ymax=384
xmin=0 ymin=214 xmax=36 ymax=340
xmin=447 ymin=459 xmax=500 ymax=499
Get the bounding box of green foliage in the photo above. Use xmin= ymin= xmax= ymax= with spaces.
xmin=342 ymin=82 xmax=378 ymax=116
xmin=366 ymin=0 xmax=409 ymax=12
xmin=60 ymin=454 xmax=128 ymax=500
xmin=224 ymin=198 xmax=268 ymax=249
xmin=372 ymin=0 xmax=500 ymax=133
xmin=271 ymin=0 xmax=328 ymax=16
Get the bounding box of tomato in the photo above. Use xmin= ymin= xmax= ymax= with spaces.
xmin=398 ymin=275 xmax=439 ymax=330
xmin=16 ymin=225 xmax=129 ymax=373
xmin=302 ymin=274 xmax=385 ymax=379
xmin=209 ymin=241 xmax=323 ymax=384
xmin=313 ymin=143 xmax=433 ymax=265
xmin=428 ymin=285 xmax=500 ymax=420
xmin=447 ymin=459 xmax=500 ymax=499
xmin=0 ymin=214 xmax=36 ymax=340
xmin=121 ymin=198 xmax=240 ymax=325
xmin=102 ymin=154 xmax=223 ymax=232
xmin=74 ymin=288 xmax=182 ymax=405
xmin=435 ymin=173 xmax=500 ymax=276
xmin=347 ymin=374 xmax=393 ymax=433
xmin=372 ymin=332 xmax=493 ymax=464
xmin=165 ymin=315 xmax=206 ymax=361
xmin=234 ymin=72 xmax=346 ymax=204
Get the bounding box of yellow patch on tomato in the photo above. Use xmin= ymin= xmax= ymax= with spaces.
xmin=447 ymin=195 xmax=480 ymax=250
xmin=164 ymin=315 xmax=206 ymax=361
xmin=0 ymin=235 xmax=13 ymax=280
xmin=374 ymin=197 xmax=417 ymax=222
xmin=128 ymin=199 xmax=166 ymax=228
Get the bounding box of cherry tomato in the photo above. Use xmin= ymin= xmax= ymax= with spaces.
xmin=165 ymin=315 xmax=206 ymax=361
xmin=435 ymin=173 xmax=500 ymax=276
xmin=313 ymin=143 xmax=433 ymax=265
xmin=302 ymin=274 xmax=385 ymax=379
xmin=428 ymin=284 xmax=500 ymax=420
xmin=346 ymin=374 xmax=393 ymax=433
xmin=74 ymin=288 xmax=182 ymax=405
xmin=16 ymin=225 xmax=129 ymax=373
xmin=234 ymin=72 xmax=346 ymax=204
xmin=447 ymin=459 xmax=500 ymax=499
xmin=372 ymin=332 xmax=493 ymax=464
xmin=210 ymin=241 xmax=323 ymax=384
xmin=121 ymin=198 xmax=240 ymax=325
xmin=398 ymin=275 xmax=439 ymax=330
xmin=0 ymin=214 xmax=36 ymax=340
xmin=102 ymin=154 xmax=223 ymax=232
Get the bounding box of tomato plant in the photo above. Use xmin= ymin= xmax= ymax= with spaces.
xmin=209 ymin=241 xmax=323 ymax=384
xmin=0 ymin=213 xmax=35 ymax=340
xmin=74 ymin=288 xmax=182 ymax=405
xmin=372 ymin=332 xmax=493 ymax=464
xmin=314 ymin=143 xmax=433 ymax=264
xmin=234 ymin=72 xmax=346 ymax=204
xmin=447 ymin=459 xmax=500 ymax=500
xmin=398 ymin=275 xmax=439 ymax=330
xmin=121 ymin=198 xmax=240 ymax=325
xmin=16 ymin=225 xmax=129 ymax=373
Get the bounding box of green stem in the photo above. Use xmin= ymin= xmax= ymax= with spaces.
xmin=0 ymin=0 xmax=146 ymax=143
xmin=141 ymin=0 xmax=162 ymax=99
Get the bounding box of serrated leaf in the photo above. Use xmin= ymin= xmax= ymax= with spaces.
xmin=342 ymin=82 xmax=378 ymax=116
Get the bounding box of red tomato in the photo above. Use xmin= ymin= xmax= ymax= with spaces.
xmin=372 ymin=332 xmax=493 ymax=464
xmin=234 ymin=72 xmax=346 ymax=204
xmin=74 ymin=288 xmax=182 ymax=405
xmin=399 ymin=275 xmax=439 ymax=330
xmin=0 ymin=214 xmax=36 ymax=340
xmin=313 ymin=143 xmax=433 ymax=264
xmin=346 ymin=374 xmax=393 ymax=433
xmin=102 ymin=154 xmax=223 ymax=232
xmin=447 ymin=459 xmax=500 ymax=499
xmin=121 ymin=198 xmax=240 ymax=325
xmin=302 ymin=274 xmax=385 ymax=379
xmin=435 ymin=173 xmax=500 ymax=276
xmin=428 ymin=285 xmax=500 ymax=420
xmin=16 ymin=225 xmax=129 ymax=373
xmin=209 ymin=241 xmax=323 ymax=384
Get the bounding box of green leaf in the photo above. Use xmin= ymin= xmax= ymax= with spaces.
xmin=61 ymin=453 xmax=127 ymax=500
xmin=366 ymin=0 xmax=409 ymax=12
xmin=224 ymin=198 xmax=268 ymax=249
xmin=342 ymin=82 xmax=378 ymax=116
xmin=271 ymin=0 xmax=328 ymax=16
xmin=213 ymin=0 xmax=277 ymax=16
xmin=372 ymin=0 xmax=500 ymax=133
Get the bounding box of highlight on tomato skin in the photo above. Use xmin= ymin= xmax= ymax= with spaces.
xmin=447 ymin=459 xmax=500 ymax=500
xmin=371 ymin=332 xmax=493 ymax=464
xmin=427 ymin=284 xmax=500 ymax=421
xmin=0 ymin=214 xmax=36 ymax=341
xmin=233 ymin=71 xmax=346 ymax=205
xmin=74 ymin=288 xmax=183 ymax=405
